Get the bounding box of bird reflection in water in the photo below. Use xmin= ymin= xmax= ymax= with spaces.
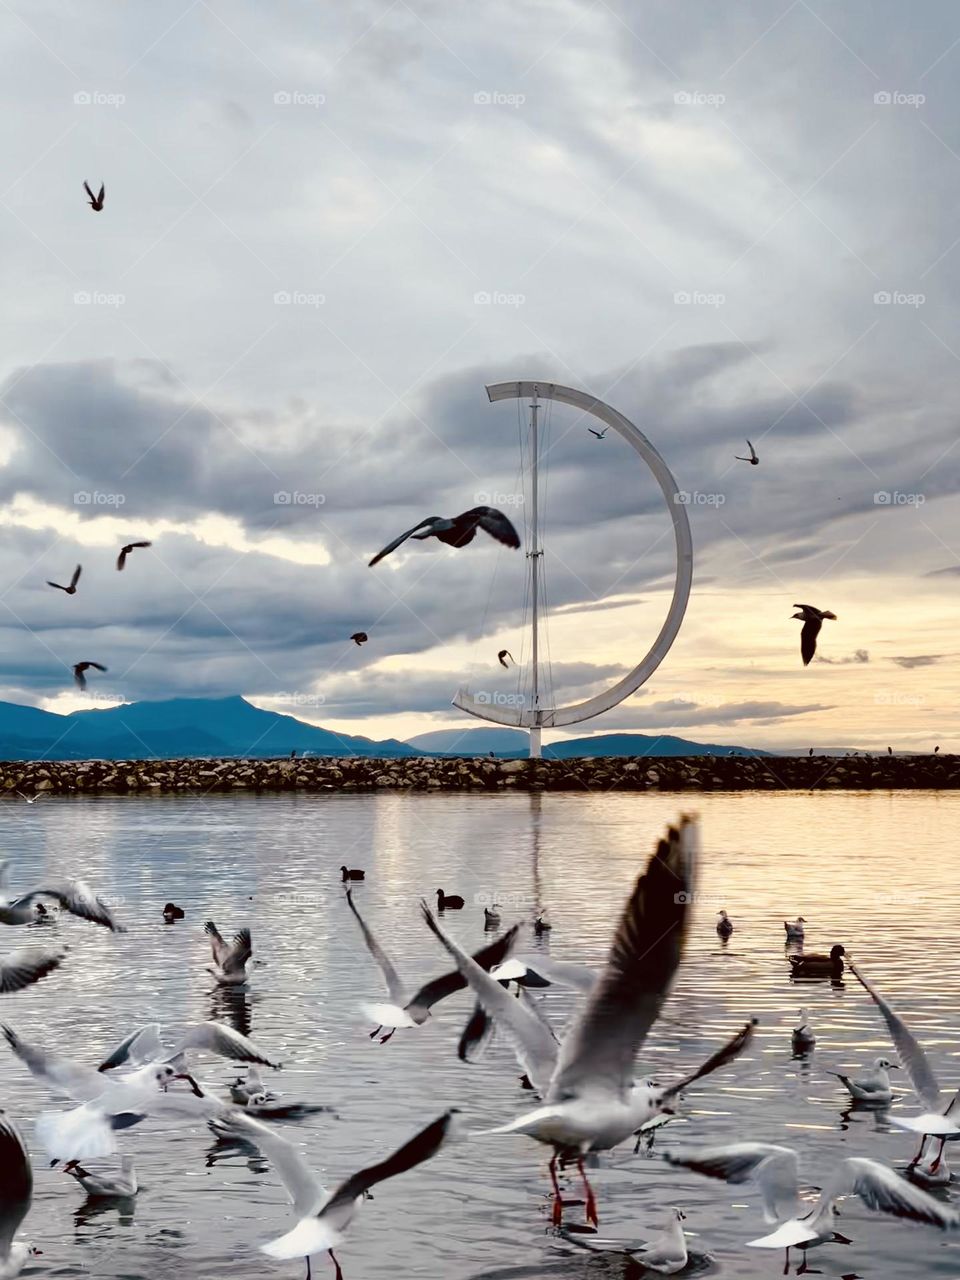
xmin=210 ymin=986 xmax=253 ymax=1038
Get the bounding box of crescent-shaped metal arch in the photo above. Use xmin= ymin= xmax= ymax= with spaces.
xmin=452 ymin=380 xmax=693 ymax=729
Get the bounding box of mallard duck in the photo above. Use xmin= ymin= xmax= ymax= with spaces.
xmin=832 ymin=1056 xmax=898 ymax=1104
xmin=716 ymin=910 xmax=733 ymax=938
xmin=788 ymin=943 xmax=845 ymax=978
xmin=792 ymin=1008 xmax=815 ymax=1052
xmin=784 ymin=916 xmax=806 ymax=942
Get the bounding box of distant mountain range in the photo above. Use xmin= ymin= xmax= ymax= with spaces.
xmin=0 ymin=697 xmax=771 ymax=761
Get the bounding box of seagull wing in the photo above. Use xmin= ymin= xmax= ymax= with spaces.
xmin=404 ymin=926 xmax=516 ymax=1020
xmin=503 ymin=955 xmax=598 ymax=994
xmin=220 ymin=928 xmax=252 ymax=975
xmin=0 ymin=946 xmax=65 ymax=993
xmin=17 ymin=879 xmax=123 ymax=931
xmin=826 ymin=1157 xmax=960 ymax=1228
xmin=848 ymin=960 xmax=941 ymax=1110
xmin=467 ymin=506 xmax=521 ymax=549
xmin=2 ymin=1020 xmax=100 ymax=1100
xmin=665 ymin=1142 xmax=800 ymax=1222
xmin=173 ymin=1021 xmax=281 ymax=1069
xmin=0 ymin=1113 xmax=31 ymax=1259
xmin=345 ymin=888 xmax=406 ymax=1005
xmin=800 ymin=617 xmax=821 ymax=665
xmin=116 ymin=548 xmax=127 ymax=570
xmin=368 ymin=518 xmax=440 ymax=567
xmin=83 ymin=181 xmax=95 ymax=201
xmin=547 ymin=815 xmax=697 ymax=1104
xmin=97 ymin=184 xmax=105 ymax=203
xmin=420 ymin=905 xmax=557 ymax=1090
xmin=214 ymin=1112 xmax=324 ymax=1217
xmin=662 ymin=1019 xmax=758 ymax=1100
xmin=457 ymin=1001 xmax=496 ymax=1062
xmin=748 ymin=440 xmax=758 ymax=460
xmin=204 ymin=921 xmax=229 ymax=966
xmin=98 ymin=1024 xmax=163 ymax=1071
xmin=70 ymin=564 xmax=82 ymax=589
xmin=323 ymin=1109 xmax=457 ymax=1215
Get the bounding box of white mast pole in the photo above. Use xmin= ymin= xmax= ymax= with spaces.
xmin=529 ymin=387 xmax=542 ymax=759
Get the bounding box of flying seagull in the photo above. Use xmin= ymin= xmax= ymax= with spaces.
xmin=204 ymin=922 xmax=252 ymax=987
xmin=497 ymin=649 xmax=514 ymax=668
xmin=116 ymin=541 xmax=151 ymax=571
xmin=83 ymin=181 xmax=105 ymax=211
xmin=735 ymin=439 xmax=759 ymax=465
xmin=0 ymin=947 xmax=65 ymax=994
xmin=350 ymin=632 xmax=367 ymax=647
xmin=588 ymin=427 xmax=608 ymax=440
xmin=368 ymin=507 xmax=520 ymax=567
xmin=215 ymin=1107 xmax=458 ymax=1279
xmin=73 ymin=662 xmax=107 ymax=691
xmin=0 ymin=1112 xmax=42 ymax=1277
xmin=560 ymin=1208 xmax=689 ymax=1275
xmin=791 ymin=604 xmax=837 ymax=666
xmin=96 ymin=1019 xmax=282 ymax=1074
xmin=0 ymin=874 xmax=124 ymax=931
xmin=46 ymin=565 xmax=81 ymax=595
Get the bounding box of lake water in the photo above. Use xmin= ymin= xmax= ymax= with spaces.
xmin=1 ymin=789 xmax=958 ymax=1280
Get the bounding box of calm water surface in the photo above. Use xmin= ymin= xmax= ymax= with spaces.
xmin=1 ymin=789 xmax=958 ymax=1280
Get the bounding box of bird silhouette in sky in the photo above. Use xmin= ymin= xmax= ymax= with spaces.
xmin=497 ymin=649 xmax=514 ymax=668
xmin=368 ymin=507 xmax=520 ymax=567
xmin=83 ymin=181 xmax=105 ymax=211
xmin=351 ymin=632 xmax=368 ymax=646
xmin=735 ymin=439 xmax=759 ymax=465
xmin=792 ymin=603 xmax=837 ymax=666
xmin=73 ymin=661 xmax=107 ymax=690
xmin=588 ymin=427 xmax=608 ymax=439
xmin=117 ymin=541 xmax=152 ymax=571
xmin=47 ymin=565 xmax=81 ymax=595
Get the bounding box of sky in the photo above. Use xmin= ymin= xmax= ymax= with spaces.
xmin=2 ymin=0 xmax=960 ymax=752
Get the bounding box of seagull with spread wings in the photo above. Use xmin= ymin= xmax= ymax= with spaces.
xmin=204 ymin=921 xmax=252 ymax=986
xmin=83 ymin=180 xmax=105 ymax=211
xmin=368 ymin=506 xmax=520 ymax=567
xmin=215 ymin=1107 xmax=458 ymax=1279
xmin=73 ymin=661 xmax=107 ymax=691
xmin=46 ymin=565 xmax=81 ymax=595
xmin=344 ymin=887 xmax=515 ymax=1043
xmin=735 ymin=439 xmax=759 ymax=465
xmin=0 ymin=871 xmax=124 ymax=932
xmin=791 ymin=604 xmax=837 ymax=666
xmin=116 ymin=541 xmax=151 ymax=571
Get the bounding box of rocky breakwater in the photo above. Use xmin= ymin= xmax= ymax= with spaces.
xmin=0 ymin=752 xmax=958 ymax=796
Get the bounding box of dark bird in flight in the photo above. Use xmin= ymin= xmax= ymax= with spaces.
xmin=117 ymin=541 xmax=152 ymax=571
xmin=791 ymin=603 xmax=837 ymax=666
xmin=368 ymin=507 xmax=520 ymax=567
xmin=735 ymin=439 xmax=759 ymax=465
xmin=588 ymin=427 xmax=608 ymax=439
xmin=935 ymin=745 xmax=940 ymax=754
xmin=350 ymin=632 xmax=368 ymax=646
xmin=497 ymin=649 xmax=514 ymax=668
xmin=47 ymin=565 xmax=81 ymax=595
xmin=83 ymin=181 xmax=105 ymax=211
xmin=73 ymin=661 xmax=107 ymax=690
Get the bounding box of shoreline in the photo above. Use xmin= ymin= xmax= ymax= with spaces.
xmin=0 ymin=753 xmax=957 ymax=795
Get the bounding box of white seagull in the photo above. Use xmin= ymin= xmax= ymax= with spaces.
xmin=784 ymin=917 xmax=806 ymax=942
xmin=792 ymin=1009 xmax=816 ymax=1053
xmin=560 ymin=1207 xmax=689 ymax=1274
xmin=0 ymin=872 xmax=124 ymax=931
xmin=215 ymin=1108 xmax=458 ymax=1279
xmin=831 ymin=1056 xmax=898 ymax=1104
xmin=0 ymin=1112 xmax=41 ymax=1279
xmin=204 ymin=921 xmax=252 ymax=986
xmin=344 ymin=887 xmax=516 ymax=1042
xmin=64 ymin=1154 xmax=137 ymax=1198
xmin=427 ymin=816 xmax=755 ymax=1225
xmin=665 ymin=1142 xmax=959 ymax=1272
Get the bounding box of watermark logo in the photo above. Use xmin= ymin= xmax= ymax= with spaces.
xmin=473 ymin=489 xmax=523 ymax=507
xmin=73 ymin=491 xmax=125 ymax=507
xmin=874 ymin=90 xmax=925 ymax=108
xmin=875 ymin=690 xmax=925 ymax=706
xmin=74 ymin=291 xmax=125 ymax=308
xmin=873 ymin=490 xmax=925 ymax=506
xmin=673 ymin=891 xmax=726 ymax=908
xmin=674 ymin=490 xmax=725 ymax=507
xmin=475 ymin=691 xmax=526 ymax=707
xmin=274 ymin=891 xmax=323 ymax=906
xmin=274 ymin=491 xmax=325 ymax=506
xmin=273 ymin=691 xmax=326 ymax=708
xmin=674 ymin=290 xmax=725 ymax=308
xmin=674 ymin=90 xmax=725 ymax=107
xmin=474 ymin=290 xmax=525 ymax=307
xmin=73 ymin=90 xmax=125 ymax=108
xmin=873 ymin=290 xmax=925 ymax=308
xmin=474 ymin=891 xmax=525 ymax=907
xmin=274 ymin=290 xmax=325 ymax=307
xmin=473 ymin=90 xmax=525 ymax=107
xmin=274 ymin=90 xmax=326 ymax=107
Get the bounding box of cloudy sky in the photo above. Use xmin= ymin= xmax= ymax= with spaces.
xmin=2 ymin=0 xmax=960 ymax=751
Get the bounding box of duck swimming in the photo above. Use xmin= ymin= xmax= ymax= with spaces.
xmin=788 ymin=943 xmax=845 ymax=978
xmin=340 ymin=867 xmax=365 ymax=882
xmin=436 ymin=889 xmax=464 ymax=911
xmin=716 ymin=909 xmax=733 ymax=938
xmin=162 ymin=903 xmax=185 ymax=922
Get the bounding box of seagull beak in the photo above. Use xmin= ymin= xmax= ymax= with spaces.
xmin=174 ymin=1072 xmax=204 ymax=1096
